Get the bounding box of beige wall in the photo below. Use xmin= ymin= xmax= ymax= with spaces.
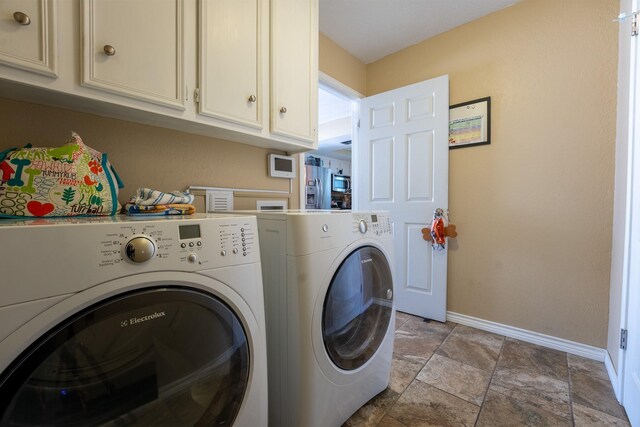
xmin=319 ymin=32 xmax=367 ymax=95
xmin=367 ymin=0 xmax=619 ymax=347
xmin=0 ymin=98 xmax=296 ymax=209
xmin=608 ymin=0 xmax=632 ymax=372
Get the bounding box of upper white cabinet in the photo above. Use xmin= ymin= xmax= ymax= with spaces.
xmin=198 ymin=0 xmax=318 ymax=147
xmin=0 ymin=0 xmax=317 ymax=153
xmin=270 ymin=0 xmax=318 ymax=143
xmin=198 ymin=0 xmax=264 ymax=129
xmin=0 ymin=0 xmax=57 ymax=77
xmin=81 ymin=0 xmax=185 ymax=109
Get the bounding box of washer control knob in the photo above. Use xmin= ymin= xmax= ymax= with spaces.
xmin=221 ymin=250 xmax=227 ymax=256
xmin=125 ymin=236 xmax=156 ymax=263
xmin=358 ymin=220 xmax=367 ymax=234
xmin=233 ymin=248 xmax=239 ymax=254
xmin=322 ymin=224 xmax=329 ymax=232
xmin=187 ymin=253 xmax=198 ymax=263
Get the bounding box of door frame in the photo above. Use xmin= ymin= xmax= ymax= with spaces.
xmin=616 ymin=0 xmax=639 ymax=411
xmin=299 ymin=72 xmax=363 ymax=209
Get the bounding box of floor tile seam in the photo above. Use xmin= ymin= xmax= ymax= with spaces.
xmin=474 ymin=335 xmax=506 ymax=427
xmin=483 ymin=388 xmax=574 ymax=424
xmin=572 ymin=402 xmax=632 ymax=425
xmin=374 ymin=414 xmax=406 ymax=427
xmin=370 ymin=362 xmax=414 ymax=427
xmin=372 ymin=391 xmax=403 ymax=427
xmin=394 ymin=319 xmax=410 ymax=332
xmin=486 ymin=381 xmax=574 ymax=421
xmin=412 ymin=376 xmax=483 ymax=410
xmin=373 ymin=387 xmax=408 ymax=426
xmin=433 ymin=320 xmax=458 ymax=351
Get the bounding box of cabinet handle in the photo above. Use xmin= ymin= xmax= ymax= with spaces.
xmin=248 ymin=95 xmax=257 ymax=103
xmin=103 ymin=45 xmax=116 ymax=56
xmin=13 ymin=11 xmax=31 ymax=26
xmin=280 ymin=106 xmax=287 ymax=114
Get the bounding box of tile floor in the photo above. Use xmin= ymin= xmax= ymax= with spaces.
xmin=344 ymin=311 xmax=630 ymax=426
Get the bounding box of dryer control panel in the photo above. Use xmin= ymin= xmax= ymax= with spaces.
xmin=352 ymin=213 xmax=392 ymax=237
xmin=0 ymin=214 xmax=260 ymax=307
xmin=93 ymin=216 xmax=259 ymax=270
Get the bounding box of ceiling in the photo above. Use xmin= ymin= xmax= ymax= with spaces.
xmin=315 ymin=0 xmax=521 ymax=162
xmin=319 ymin=0 xmax=520 ymax=64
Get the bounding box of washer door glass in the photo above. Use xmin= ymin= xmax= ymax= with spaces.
xmin=322 ymin=246 xmax=393 ymax=370
xmin=0 ymin=287 xmax=250 ymax=426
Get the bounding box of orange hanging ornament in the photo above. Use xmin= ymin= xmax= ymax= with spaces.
xmin=430 ymin=209 xmax=446 ymax=250
xmin=421 ymin=208 xmax=457 ymax=250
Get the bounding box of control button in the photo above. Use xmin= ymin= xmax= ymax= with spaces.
xmin=189 ymin=242 xmax=194 ymax=247
xmin=233 ymin=248 xmax=239 ymax=254
xmin=125 ymin=236 xmax=156 ymax=263
xmin=197 ymin=241 xmax=202 ymax=247
xmin=221 ymin=250 xmax=227 ymax=256
xmin=242 ymin=237 xmax=245 ymax=242
xmin=322 ymin=224 xmax=329 ymax=232
xmin=241 ymin=233 xmax=245 ymax=237
xmin=180 ymin=243 xmax=186 ymax=248
xmin=243 ymin=252 xmax=247 ymax=256
xmin=188 ymin=253 xmax=198 ymax=263
xmin=241 ymin=228 xmax=244 ymax=232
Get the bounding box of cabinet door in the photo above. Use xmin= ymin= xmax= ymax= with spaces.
xmin=81 ymin=0 xmax=184 ymax=109
xmin=0 ymin=0 xmax=57 ymax=77
xmin=270 ymin=0 xmax=318 ymax=144
xmin=198 ymin=0 xmax=263 ymax=129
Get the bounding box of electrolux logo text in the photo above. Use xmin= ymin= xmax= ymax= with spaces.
xmin=120 ymin=311 xmax=166 ymax=328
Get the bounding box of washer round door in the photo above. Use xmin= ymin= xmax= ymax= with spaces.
xmin=322 ymin=245 xmax=394 ymax=370
xmin=0 ymin=287 xmax=250 ymax=426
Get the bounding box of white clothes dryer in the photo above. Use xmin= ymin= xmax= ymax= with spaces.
xmin=251 ymin=210 xmax=395 ymax=427
xmin=0 ymin=214 xmax=267 ymax=426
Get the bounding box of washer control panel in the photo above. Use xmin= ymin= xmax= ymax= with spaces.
xmin=352 ymin=213 xmax=392 ymax=237
xmin=96 ymin=216 xmax=258 ymax=270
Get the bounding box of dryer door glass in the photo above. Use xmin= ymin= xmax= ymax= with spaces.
xmin=323 ymin=246 xmax=393 ymax=370
xmin=0 ymin=287 xmax=250 ymax=426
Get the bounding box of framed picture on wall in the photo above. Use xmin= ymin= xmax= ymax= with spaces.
xmin=449 ymin=97 xmax=491 ymax=149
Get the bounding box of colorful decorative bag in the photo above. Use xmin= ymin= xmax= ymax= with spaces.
xmin=0 ymin=132 xmax=124 ymax=218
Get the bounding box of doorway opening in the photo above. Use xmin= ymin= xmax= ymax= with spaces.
xmin=300 ymin=76 xmax=361 ymax=210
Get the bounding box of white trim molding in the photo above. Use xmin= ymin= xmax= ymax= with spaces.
xmin=605 ymin=350 xmax=622 ymax=402
xmin=319 ymin=71 xmax=364 ymax=100
xmin=447 ymin=311 xmax=607 ymax=361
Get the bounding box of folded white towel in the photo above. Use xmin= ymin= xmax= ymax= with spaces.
xmin=131 ymin=188 xmax=194 ymax=206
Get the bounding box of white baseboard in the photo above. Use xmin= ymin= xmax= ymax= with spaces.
xmin=446 ymin=311 xmax=607 ymax=361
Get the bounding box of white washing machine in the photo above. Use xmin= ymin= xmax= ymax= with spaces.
xmin=0 ymin=214 xmax=267 ymax=426
xmin=251 ymin=210 xmax=395 ymax=427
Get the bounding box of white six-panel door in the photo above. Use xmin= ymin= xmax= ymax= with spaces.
xmin=357 ymin=75 xmax=449 ymax=321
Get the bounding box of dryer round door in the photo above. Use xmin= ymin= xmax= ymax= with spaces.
xmin=0 ymin=287 xmax=250 ymax=426
xmin=322 ymin=245 xmax=394 ymax=371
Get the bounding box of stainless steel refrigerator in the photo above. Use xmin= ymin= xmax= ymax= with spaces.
xmin=305 ymin=165 xmax=331 ymax=209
